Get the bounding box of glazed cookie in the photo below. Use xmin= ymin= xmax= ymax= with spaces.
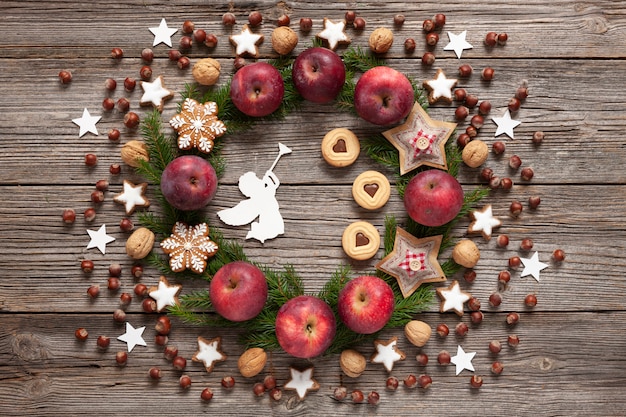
xmin=352 ymin=171 xmax=391 ymax=210
xmin=342 ymin=221 xmax=380 ymax=261
xmin=321 ymin=128 xmax=360 ymax=167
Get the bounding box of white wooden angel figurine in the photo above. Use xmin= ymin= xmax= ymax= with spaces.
xmin=217 ymin=143 xmax=291 ymax=243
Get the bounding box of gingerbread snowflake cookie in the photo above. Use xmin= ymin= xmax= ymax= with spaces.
xmin=230 ymin=24 xmax=264 ymax=57
xmin=468 ymin=204 xmax=501 ymax=240
xmin=192 ymin=336 xmax=227 ymax=372
xmin=169 ymin=98 xmax=226 ymax=154
xmin=316 ymin=18 xmax=350 ymax=50
xmin=371 ymin=337 xmax=406 ymax=372
xmin=160 ymin=222 xmax=218 ymax=274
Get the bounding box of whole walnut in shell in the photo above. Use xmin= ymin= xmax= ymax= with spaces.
xmin=192 ymin=58 xmax=221 ymax=86
xmin=271 ymin=26 xmax=298 ymax=55
xmin=340 ymin=349 xmax=366 ymax=378
xmin=368 ymin=27 xmax=394 ymax=53
xmin=452 ymin=239 xmax=481 ymax=268
xmin=462 ymin=139 xmax=489 ymax=168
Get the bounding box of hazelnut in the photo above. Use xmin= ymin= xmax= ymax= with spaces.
xmin=299 ymin=17 xmax=312 ymax=32
xmin=353 ymin=17 xmax=366 ymax=30
xmin=368 ymin=27 xmax=394 ymax=54
xmin=123 ymin=112 xmax=140 ymax=129
xmin=438 ymin=350 xmax=451 ymax=365
xmin=386 ymin=376 xmax=399 ymax=390
xmin=426 ymin=32 xmax=439 ymax=46
xmin=155 ymin=316 xmax=171 ymax=335
xmin=193 ymin=29 xmax=207 ymax=44
xmin=470 ymin=375 xmax=483 ymax=388
xmin=277 ymin=14 xmax=290 ymax=27
xmin=333 ymin=386 xmax=347 ymax=400
xmin=204 ymin=33 xmax=218 ymax=48
xmin=462 ymin=139 xmax=489 ymax=168
xmin=529 ymin=196 xmax=541 ymax=209
xmin=237 ymin=347 xmax=267 ymax=378
xmin=421 ymin=52 xmax=435 ymax=65
xmin=192 ymin=58 xmax=221 ymax=86
xmin=58 ymin=70 xmax=72 ymax=84
xmin=436 ymin=323 xmax=449 ymax=337
xmin=489 ymin=292 xmax=502 ymax=307
xmin=552 ymin=249 xmax=566 ymax=262
xmin=248 ymin=11 xmax=263 ymax=26
xmin=404 ymin=38 xmax=416 ymax=52
xmin=417 ymin=374 xmax=432 ymax=389
xmin=271 ymin=26 xmax=298 ymax=55
xmin=201 ymin=387 xmax=214 ymax=401
xmin=75 ymin=327 xmax=88 ymax=341
xmin=458 ymin=64 xmax=473 ymax=77
xmin=404 ymin=320 xmax=431 ymax=347
xmin=481 ymin=67 xmax=495 ymax=81
xmin=452 ymin=239 xmax=481 ymax=268
xmin=455 ymin=322 xmax=469 ymax=336
xmin=222 ymin=12 xmax=236 ymax=26
xmin=102 ymin=97 xmax=115 ymax=111
xmin=339 ymin=349 xmax=366 ymax=378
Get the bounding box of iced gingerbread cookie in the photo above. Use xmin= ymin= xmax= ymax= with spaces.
xmin=113 ymin=180 xmax=149 ymax=215
xmin=342 ymin=221 xmax=380 ymax=261
xmin=351 ymin=170 xmax=391 ymax=210
xmin=436 ymin=280 xmax=471 ymax=316
xmin=468 ymin=204 xmax=501 ymax=240
xmin=148 ymin=276 xmax=182 ymax=312
xmin=160 ymin=222 xmax=219 ymax=274
xmin=230 ymin=24 xmax=264 ymax=57
xmin=192 ymin=336 xmax=227 ymax=373
xmin=139 ymin=75 xmax=173 ymax=111
xmin=371 ymin=337 xmax=406 ymax=372
xmin=321 ymin=128 xmax=360 ymax=167
xmin=169 ymin=98 xmax=226 ymax=154
xmin=316 ymin=18 xmax=350 ymax=50
xmin=423 ymin=68 xmax=458 ymax=104
xmin=284 ymin=366 xmax=320 ymax=400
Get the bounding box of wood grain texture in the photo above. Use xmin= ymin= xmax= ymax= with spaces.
xmin=1 ymin=0 xmax=625 ymax=415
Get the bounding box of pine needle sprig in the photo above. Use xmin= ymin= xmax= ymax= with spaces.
xmin=343 ymin=46 xmax=384 ymax=72
xmin=362 ymin=133 xmax=400 ymax=170
xmin=334 ymin=69 xmax=357 ymax=114
xmin=264 ymin=265 xmax=305 ymax=306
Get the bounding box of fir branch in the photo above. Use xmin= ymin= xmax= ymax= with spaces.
xmin=178 ymin=289 xmax=213 ymax=310
xmin=441 ymin=258 xmax=462 ymax=277
xmin=385 ymin=285 xmax=434 ymax=328
xmin=240 ymin=308 xmax=280 ymax=350
xmin=317 ymin=265 xmax=352 ymax=306
xmin=334 ymin=69 xmax=357 ymax=114
xmin=168 ymin=303 xmax=238 ymax=327
xmin=264 ymin=265 xmax=304 ymax=306
xmin=362 ymin=133 xmax=400 ymax=171
xmin=383 ymin=216 xmax=398 ymax=254
xmin=138 ymin=109 xmax=177 ymax=176
xmin=343 ymin=46 xmax=384 ymax=72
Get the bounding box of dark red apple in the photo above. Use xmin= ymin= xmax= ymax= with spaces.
xmin=230 ymin=62 xmax=284 ymax=117
xmin=354 ymin=66 xmax=414 ymax=125
xmin=209 ymin=261 xmax=268 ymax=322
xmin=275 ymin=295 xmax=336 ymax=358
xmin=160 ymin=155 xmax=218 ymax=211
xmin=292 ymin=47 xmax=346 ymax=103
xmin=337 ymin=275 xmax=395 ymax=334
xmin=404 ymin=169 xmax=464 ymax=227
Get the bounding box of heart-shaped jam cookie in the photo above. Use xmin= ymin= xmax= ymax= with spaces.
xmin=342 ymin=221 xmax=380 ymax=261
xmin=321 ymin=128 xmax=360 ymax=167
xmin=352 ymin=170 xmax=391 ymax=210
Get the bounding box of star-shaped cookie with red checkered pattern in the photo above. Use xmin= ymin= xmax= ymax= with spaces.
xmin=375 ymin=227 xmax=446 ymax=298
xmin=382 ymin=103 xmax=456 ymax=175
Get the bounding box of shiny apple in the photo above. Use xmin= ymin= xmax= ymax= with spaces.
xmin=404 ymin=169 xmax=464 ymax=227
xmin=292 ymin=47 xmax=346 ymax=103
xmin=354 ymin=66 xmax=414 ymax=125
xmin=160 ymin=155 xmax=218 ymax=211
xmin=275 ymin=295 xmax=336 ymax=358
xmin=230 ymin=62 xmax=284 ymax=117
xmin=209 ymin=261 xmax=268 ymax=322
xmin=337 ymin=275 xmax=395 ymax=334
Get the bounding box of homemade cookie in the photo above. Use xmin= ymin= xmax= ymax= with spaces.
xmin=321 ymin=128 xmax=360 ymax=167
xmin=342 ymin=221 xmax=380 ymax=261
xmin=351 ymin=170 xmax=391 ymax=210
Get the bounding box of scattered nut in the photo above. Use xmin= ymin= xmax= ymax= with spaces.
xmin=120 ymin=140 xmax=149 ymax=167
xmin=404 ymin=320 xmax=432 ymax=347
xmin=452 ymin=239 xmax=480 ymax=268
xmin=125 ymin=227 xmax=155 ymax=260
xmin=192 ymin=58 xmax=221 ymax=86
xmin=340 ymin=349 xmax=367 ymax=378
xmin=462 ymin=139 xmax=489 ymax=168
xmin=271 ymin=26 xmax=299 ymax=55
xmin=237 ymin=347 xmax=267 ymax=378
xmin=368 ymin=27 xmax=393 ymax=54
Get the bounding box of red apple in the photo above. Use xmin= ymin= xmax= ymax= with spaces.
xmin=337 ymin=275 xmax=394 ymax=334
xmin=160 ymin=155 xmax=218 ymax=211
xmin=230 ymin=62 xmax=284 ymax=117
xmin=354 ymin=66 xmax=414 ymax=125
xmin=404 ymin=169 xmax=464 ymax=227
xmin=292 ymin=47 xmax=346 ymax=103
xmin=275 ymin=295 xmax=336 ymax=358
xmin=209 ymin=261 xmax=268 ymax=322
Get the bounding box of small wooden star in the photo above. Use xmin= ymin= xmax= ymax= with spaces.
xmin=492 ymin=109 xmax=521 ymax=139
xmin=316 ymin=18 xmax=350 ymax=50
xmin=113 ymin=180 xmax=149 ymax=215
xmin=192 ymin=336 xmax=227 ymax=373
xmin=468 ymin=204 xmax=501 ymax=240
xmin=229 ymin=24 xmax=264 ymax=57
xmin=450 ymin=345 xmax=476 ymax=375
xmin=371 ymin=337 xmax=406 ymax=372
xmin=436 ymin=280 xmax=471 ymax=316
xmin=117 ymin=322 xmax=147 ymax=353
xmin=139 ymin=75 xmax=173 ymax=112
xmin=376 ymin=227 xmax=446 ymax=298
xmin=148 ymin=276 xmax=182 ymax=312
xmin=382 ymin=103 xmax=457 ymax=174
xmin=284 ymin=366 xmax=320 ymax=400
xmin=86 ymin=224 xmax=115 ymax=254
xmin=423 ymin=69 xmax=458 ymax=104
xmin=520 ymin=251 xmax=549 ymax=282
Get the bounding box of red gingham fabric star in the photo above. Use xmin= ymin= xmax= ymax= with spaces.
xmin=409 ymin=129 xmax=436 ymax=158
xmin=398 ymin=250 xmax=426 ymax=276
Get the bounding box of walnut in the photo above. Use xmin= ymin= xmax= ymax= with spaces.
xmin=368 ymin=27 xmax=394 ymax=53
xmin=452 ymin=239 xmax=481 ymax=268
xmin=192 ymin=58 xmax=221 ymax=86
xmin=237 ymin=347 xmax=267 ymax=378
xmin=120 ymin=140 xmax=149 ymax=167
xmin=271 ymin=26 xmax=298 ymax=55
xmin=404 ymin=320 xmax=431 ymax=347
xmin=462 ymin=139 xmax=489 ymax=168
xmin=125 ymin=227 xmax=155 ymax=259
xmin=339 ymin=349 xmax=366 ymax=378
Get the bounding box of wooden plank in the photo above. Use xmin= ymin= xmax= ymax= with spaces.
xmin=1 ymin=312 xmax=625 ymax=415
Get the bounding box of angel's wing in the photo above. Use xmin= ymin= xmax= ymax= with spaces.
xmin=217 ymin=199 xmax=259 ymax=226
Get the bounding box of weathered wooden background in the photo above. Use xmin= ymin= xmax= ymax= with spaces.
xmin=1 ymin=0 xmax=625 ymax=415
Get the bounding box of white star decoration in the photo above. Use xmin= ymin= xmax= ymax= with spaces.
xmin=520 ymin=251 xmax=549 ymax=282
xmin=450 ymin=345 xmax=476 ymax=375
xmin=192 ymin=336 xmax=227 ymax=372
xmin=284 ymin=367 xmax=320 ymax=400
xmin=139 ymin=76 xmax=173 ymax=111
xmin=230 ymin=25 xmax=264 ymax=57
xmin=86 ymin=224 xmax=115 ymax=254
xmin=423 ymin=69 xmax=458 ymax=104
xmin=316 ymin=18 xmax=350 ymax=50
xmin=117 ymin=322 xmax=147 ymax=352
xmin=443 ymin=30 xmax=473 ymax=59
xmin=436 ymin=280 xmax=471 ymax=316
xmin=149 ymin=18 xmax=178 ymax=47
xmin=492 ymin=109 xmax=521 ymax=139
xmin=149 ymin=276 xmax=182 ymax=312
xmin=371 ymin=337 xmax=406 ymax=372
xmin=468 ymin=204 xmax=502 ymax=240
xmin=72 ymin=108 xmax=101 ymax=137
xmin=113 ymin=180 xmax=149 ymax=215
